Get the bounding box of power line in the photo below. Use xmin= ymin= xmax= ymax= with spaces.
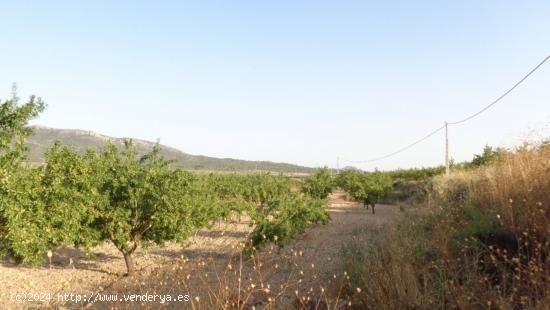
xmin=449 ymin=53 xmax=550 ymax=125
xmin=341 ymin=53 xmax=550 ymax=165
xmin=341 ymin=125 xmax=445 ymax=164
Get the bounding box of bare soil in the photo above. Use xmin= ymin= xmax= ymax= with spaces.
xmin=0 ymin=191 xmax=400 ymax=309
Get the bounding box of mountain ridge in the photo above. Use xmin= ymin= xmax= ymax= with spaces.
xmin=25 ymin=126 xmax=315 ymax=173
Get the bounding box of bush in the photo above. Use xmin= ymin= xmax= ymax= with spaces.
xmin=380 ymin=179 xmax=430 ymax=206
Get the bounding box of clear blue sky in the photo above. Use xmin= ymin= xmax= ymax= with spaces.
xmin=1 ymin=1 xmax=549 ymax=170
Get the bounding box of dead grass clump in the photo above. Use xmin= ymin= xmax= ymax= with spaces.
xmin=341 ymin=143 xmax=550 ymax=309
xmin=96 ymin=240 xmax=354 ymax=309
xmin=341 ymin=212 xmax=450 ymax=309
xmin=184 ymin=243 xmax=352 ymax=310
xmin=469 ymin=143 xmax=550 ymax=306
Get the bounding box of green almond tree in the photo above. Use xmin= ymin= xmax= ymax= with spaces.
xmin=359 ymin=172 xmax=392 ymax=214
xmin=1 ymin=143 xmax=101 ymax=264
xmin=301 ymin=167 xmax=334 ymax=199
xmin=335 ymin=170 xmax=392 ymax=214
xmin=248 ymin=193 xmax=329 ymax=251
xmin=89 ymin=140 xmax=208 ymax=275
xmin=40 ymin=143 xmax=102 ymax=251
xmin=0 ymin=87 xmax=45 ymax=262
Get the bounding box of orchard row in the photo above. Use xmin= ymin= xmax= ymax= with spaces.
xmin=0 ymin=94 xmax=393 ymax=275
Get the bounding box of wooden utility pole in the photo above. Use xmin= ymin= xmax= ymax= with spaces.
xmin=445 ymin=121 xmax=450 ymax=175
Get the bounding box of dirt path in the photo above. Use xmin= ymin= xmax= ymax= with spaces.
xmin=0 ymin=191 xmax=401 ymax=309
xmin=279 ymin=191 xmax=400 ymax=277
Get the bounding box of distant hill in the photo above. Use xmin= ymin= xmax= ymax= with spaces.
xmin=25 ymin=126 xmax=315 ymax=174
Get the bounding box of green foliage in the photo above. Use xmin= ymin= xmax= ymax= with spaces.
xmin=0 ymin=90 xmax=330 ymax=273
xmin=335 ymin=170 xmax=358 ymax=192
xmin=336 ymin=170 xmax=392 ymax=211
xmin=1 ymin=166 xmax=48 ymax=264
xmin=198 ymin=172 xmax=330 ymax=252
xmin=198 ymin=172 xmax=293 ymax=217
xmin=0 ymin=89 xmax=45 ymax=167
xmin=84 ymin=141 xmax=226 ymax=274
xmin=249 ymin=194 xmax=329 ymax=250
xmin=362 ymin=172 xmax=393 ymax=207
xmin=0 ymin=88 xmax=46 ymax=263
xmin=301 ymin=167 xmax=334 ymax=199
xmin=381 ymin=179 xmax=429 ymax=205
xmin=450 ymin=207 xmax=516 ymax=256
xmin=385 ymin=166 xmax=445 ymax=181
xmin=1 ymin=140 xmax=329 ymax=273
xmin=467 ymin=145 xmax=506 ymax=168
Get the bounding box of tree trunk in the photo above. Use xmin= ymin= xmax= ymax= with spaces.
xmin=123 ymin=252 xmax=134 ymax=276
xmin=123 ymin=240 xmax=139 ymax=276
xmin=371 ymin=204 xmax=375 ymax=214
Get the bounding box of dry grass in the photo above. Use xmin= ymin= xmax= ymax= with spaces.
xmin=341 ymin=143 xmax=550 ymax=309
xmin=87 ymin=241 xmax=354 ymax=310
xmin=180 ymin=244 xmax=351 ymax=310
